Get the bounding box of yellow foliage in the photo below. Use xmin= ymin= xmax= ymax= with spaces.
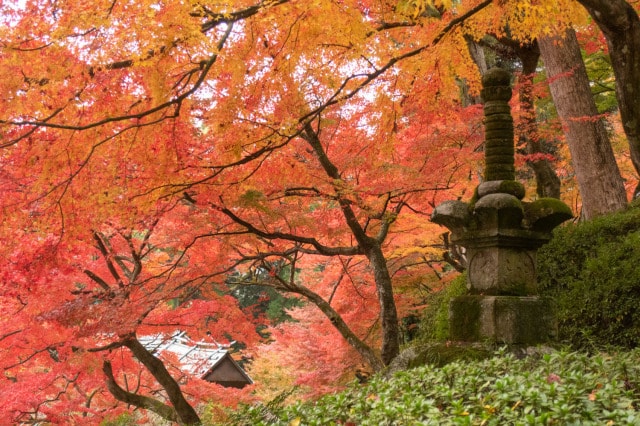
xmin=396 ymin=0 xmax=452 ymax=20
xmin=465 ymin=0 xmax=589 ymax=42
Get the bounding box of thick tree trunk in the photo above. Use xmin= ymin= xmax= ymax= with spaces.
xmin=538 ymin=28 xmax=627 ymax=219
xmin=577 ymin=0 xmax=640 ymax=198
xmin=365 ymin=243 xmax=400 ymax=366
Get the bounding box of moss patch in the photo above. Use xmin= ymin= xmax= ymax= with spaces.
xmin=524 ymin=198 xmax=573 ymax=231
xmin=449 ymin=295 xmax=482 ymax=341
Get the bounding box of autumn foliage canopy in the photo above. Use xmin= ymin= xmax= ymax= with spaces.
xmin=0 ymin=0 xmax=638 ymax=423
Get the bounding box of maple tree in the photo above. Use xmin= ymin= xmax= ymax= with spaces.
xmin=0 ymin=207 xmax=262 ymax=423
xmin=0 ymin=0 xmax=487 ymax=421
xmin=1 ymin=0 xmax=639 ymax=422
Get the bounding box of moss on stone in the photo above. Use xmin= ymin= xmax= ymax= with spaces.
xmin=477 ymin=180 xmax=525 ymax=200
xmin=493 ymin=296 xmax=558 ymax=343
xmin=524 ymin=198 xmax=573 ymax=232
xmin=482 ymin=68 xmax=511 ymax=87
xmin=418 ymin=273 xmax=468 ymax=342
xmin=449 ymin=295 xmax=482 ymax=341
xmin=475 ymin=193 xmax=523 ymax=212
xmin=497 ymin=181 xmax=525 ymax=199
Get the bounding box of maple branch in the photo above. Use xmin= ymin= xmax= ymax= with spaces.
xmin=92 ymin=232 xmax=123 ymax=288
xmin=217 ymin=205 xmax=362 ymax=256
xmin=127 ymin=229 xmax=257 ymax=302
xmin=137 ymin=132 xmax=294 ymax=200
xmin=298 ymin=0 xmax=493 ymax=125
xmin=431 ymin=0 xmax=493 ymax=45
xmin=1 ymin=0 xmax=295 ymax=151
xmin=83 ymin=269 xmax=112 ymax=292
xmin=197 ymin=0 xmax=290 ymax=33
xmin=0 ymin=329 xmax=22 ymax=342
xmin=1 ymin=113 xmax=168 ymax=216
xmin=0 ymin=108 xmax=64 ymax=149
xmin=374 ymin=200 xmax=404 ymax=244
xmin=102 ymin=360 xmax=179 ymax=423
xmin=300 ymin=122 xmax=373 ymax=248
xmin=80 ymin=387 xmax=100 ymax=418
xmin=327 ymin=257 xmax=357 ymax=305
xmin=224 ymin=248 xmax=383 ymax=370
xmin=87 ymin=340 xmax=126 ymax=353
xmin=2 ymin=24 xmax=234 ymax=134
xmin=281 ymin=186 xmax=323 ymax=198
xmin=26 ymin=374 xmax=80 ymax=423
xmin=300 ymin=120 xmax=402 ymax=364
xmin=3 ymin=344 xmax=63 ymax=370
xmin=119 ymin=231 xmax=144 ymax=282
xmin=139 ymin=218 xmax=160 ymax=254
xmin=264 ymin=259 xmax=384 ymax=372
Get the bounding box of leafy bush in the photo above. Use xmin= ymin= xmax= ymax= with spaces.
xmin=417 ymin=273 xmax=467 ymax=342
xmin=538 ymin=200 xmax=640 ymax=349
xmin=226 ymin=349 xmax=640 ymax=425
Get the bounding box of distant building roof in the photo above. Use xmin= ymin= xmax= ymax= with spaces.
xmin=139 ymin=331 xmax=253 ymax=388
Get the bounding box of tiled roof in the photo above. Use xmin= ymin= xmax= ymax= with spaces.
xmin=138 ymin=331 xmax=230 ymax=378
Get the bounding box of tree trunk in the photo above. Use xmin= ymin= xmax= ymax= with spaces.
xmin=538 ymin=28 xmax=627 ymax=219
xmin=302 ymin=123 xmax=401 ymax=365
xmin=461 ymin=35 xmax=487 ymax=106
xmin=124 ymin=337 xmax=201 ymax=425
xmin=365 ymin=242 xmax=400 ymax=366
xmin=504 ymin=39 xmax=562 ymax=199
xmin=577 ymin=0 xmax=640 ymax=198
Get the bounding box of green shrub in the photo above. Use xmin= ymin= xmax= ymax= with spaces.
xmin=227 ymin=349 xmax=640 ymax=425
xmin=538 ymin=200 xmax=640 ymax=349
xmin=417 ymin=273 xmax=467 ymax=342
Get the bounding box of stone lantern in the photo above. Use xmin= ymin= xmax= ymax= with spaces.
xmin=431 ymin=68 xmax=573 ymax=345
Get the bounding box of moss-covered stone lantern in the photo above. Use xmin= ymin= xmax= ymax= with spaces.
xmin=431 ymin=68 xmax=573 ymax=345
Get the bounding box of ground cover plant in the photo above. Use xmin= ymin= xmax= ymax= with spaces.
xmin=230 ymin=348 xmax=640 ymax=425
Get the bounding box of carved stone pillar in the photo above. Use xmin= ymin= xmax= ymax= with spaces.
xmin=431 ymin=68 xmax=572 ymax=345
